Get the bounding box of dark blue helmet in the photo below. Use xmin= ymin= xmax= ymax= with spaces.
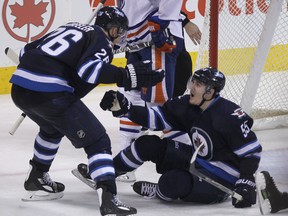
xmin=95 ymin=6 xmax=128 ymax=37
xmin=190 ymin=67 xmax=226 ymax=93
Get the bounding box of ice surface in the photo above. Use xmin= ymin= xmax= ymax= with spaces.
xmin=0 ymin=86 xmax=287 ymax=216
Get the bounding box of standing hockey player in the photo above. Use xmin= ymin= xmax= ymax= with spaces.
xmin=10 ymin=6 xmax=164 ymax=216
xmin=173 ymin=11 xmax=201 ymax=97
xmin=256 ymin=171 xmax=288 ymax=214
xmin=115 ymin=1 xmax=183 ymax=136
xmin=115 ymin=0 xmax=197 ymax=182
xmin=100 ymin=67 xmax=262 ymax=207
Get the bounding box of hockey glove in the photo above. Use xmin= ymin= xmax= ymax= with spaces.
xmin=148 ymin=16 xmax=176 ymax=53
xmin=121 ymin=61 xmax=164 ymax=91
xmin=100 ymin=90 xmax=131 ymax=117
xmin=232 ymin=178 xmax=256 ymax=208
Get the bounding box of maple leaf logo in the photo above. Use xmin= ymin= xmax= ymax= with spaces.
xmin=10 ymin=0 xmax=49 ymax=28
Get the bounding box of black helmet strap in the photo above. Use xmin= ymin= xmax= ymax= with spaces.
xmin=199 ymin=85 xmax=215 ymax=107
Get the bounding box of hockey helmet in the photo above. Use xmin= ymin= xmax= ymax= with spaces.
xmin=188 ymin=67 xmax=226 ymax=93
xmin=95 ymin=6 xmax=128 ymax=37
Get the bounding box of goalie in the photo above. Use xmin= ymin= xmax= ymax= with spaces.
xmin=9 ymin=6 xmax=165 ymax=216
xmin=96 ymin=67 xmax=262 ymax=207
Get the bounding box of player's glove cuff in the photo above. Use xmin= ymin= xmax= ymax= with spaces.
xmin=232 ymin=177 xmax=256 ymax=208
xmin=148 ymin=16 xmax=176 ymax=52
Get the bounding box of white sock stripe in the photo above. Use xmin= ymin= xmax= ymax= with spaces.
xmin=120 ymin=151 xmax=141 ymax=169
xmin=88 ymin=153 xmax=113 ymax=164
xmin=33 ymin=149 xmax=56 ymax=161
xmin=90 ymin=167 xmax=115 ymax=180
xmin=131 ymin=142 xmax=144 ymax=163
xmin=36 ymin=134 xmax=60 ymax=150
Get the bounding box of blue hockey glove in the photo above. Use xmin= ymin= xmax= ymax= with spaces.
xmin=148 ymin=16 xmax=176 ymax=53
xmin=100 ymin=90 xmax=131 ymax=117
xmin=121 ymin=61 xmax=165 ymax=91
xmin=232 ymin=178 xmax=256 ymax=208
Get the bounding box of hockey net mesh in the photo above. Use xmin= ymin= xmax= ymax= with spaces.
xmin=195 ymin=0 xmax=288 ymax=127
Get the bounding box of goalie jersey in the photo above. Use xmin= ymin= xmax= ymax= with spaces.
xmin=10 ymin=22 xmax=116 ymax=98
xmin=127 ymin=95 xmax=262 ymax=185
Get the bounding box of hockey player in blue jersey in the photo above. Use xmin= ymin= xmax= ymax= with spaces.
xmin=99 ymin=67 xmax=262 ymax=208
xmin=10 ymin=6 xmax=165 ymax=216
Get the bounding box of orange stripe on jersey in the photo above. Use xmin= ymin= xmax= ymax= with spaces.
xmin=154 ymin=48 xmax=166 ymax=104
xmin=127 ymin=24 xmax=149 ymax=39
xmin=120 ymin=120 xmax=140 ymax=126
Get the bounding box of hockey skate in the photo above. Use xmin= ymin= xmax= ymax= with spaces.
xmin=132 ymin=181 xmax=157 ymax=198
xmin=22 ymin=160 xmax=65 ymax=201
xmin=256 ymin=171 xmax=288 ymax=214
xmin=71 ymin=163 xmax=96 ymax=190
xmin=97 ymin=186 xmax=137 ymax=216
xmin=116 ymin=170 xmax=136 ymax=183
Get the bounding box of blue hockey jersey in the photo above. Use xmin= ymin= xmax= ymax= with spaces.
xmin=127 ymin=95 xmax=262 ymax=184
xmin=10 ymin=22 xmax=121 ymax=98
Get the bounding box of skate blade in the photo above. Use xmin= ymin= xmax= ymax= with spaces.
xmin=22 ymin=190 xmax=64 ymax=201
xmin=103 ymin=214 xmax=136 ymax=216
xmin=116 ymin=173 xmax=136 ymax=183
xmin=256 ymin=172 xmax=272 ymax=215
xmin=71 ymin=168 xmax=96 ymax=190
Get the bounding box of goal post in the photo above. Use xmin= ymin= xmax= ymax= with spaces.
xmin=240 ymin=0 xmax=284 ymax=115
xmin=196 ymin=0 xmax=288 ymax=130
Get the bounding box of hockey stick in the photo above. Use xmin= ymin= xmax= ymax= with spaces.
xmin=113 ymin=28 xmax=176 ymax=54
xmin=5 ymin=47 xmax=27 ymax=135
xmin=5 ymin=47 xmax=20 ymax=65
xmin=189 ymin=143 xmax=243 ymax=201
xmin=7 ymin=1 xmax=108 ymax=135
xmin=113 ymin=41 xmax=154 ymax=54
xmin=86 ymin=0 xmax=106 ymax=24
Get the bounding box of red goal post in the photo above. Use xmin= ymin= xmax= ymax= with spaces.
xmin=196 ymin=0 xmax=288 ymax=130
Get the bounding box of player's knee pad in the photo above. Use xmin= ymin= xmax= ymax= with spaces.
xmin=158 ymin=170 xmax=193 ymax=200
xmin=181 ymin=175 xmax=229 ymax=204
xmin=134 ymin=135 xmax=167 ymax=163
xmin=39 ymin=129 xmax=63 ymax=141
xmin=156 ymin=138 xmax=192 ymax=173
xmin=84 ymin=133 xmax=112 ymax=158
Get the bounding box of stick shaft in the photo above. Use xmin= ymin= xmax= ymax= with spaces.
xmin=5 ymin=47 xmax=19 ymax=64
xmin=9 ymin=113 xmax=26 ymax=135
xmin=85 ymin=0 xmax=107 ymax=24
xmin=6 ymin=0 xmax=107 ymax=135
xmin=189 ymin=144 xmax=243 ymax=201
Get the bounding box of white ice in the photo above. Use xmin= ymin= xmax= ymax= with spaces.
xmin=0 ymin=86 xmax=287 ymax=216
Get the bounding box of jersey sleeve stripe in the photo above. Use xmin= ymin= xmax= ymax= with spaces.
xmin=233 ymin=140 xmax=261 ymax=156
xmin=78 ymin=59 xmax=103 ymax=84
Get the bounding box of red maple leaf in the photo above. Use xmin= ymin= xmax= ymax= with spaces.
xmin=10 ymin=0 xmax=49 ymax=28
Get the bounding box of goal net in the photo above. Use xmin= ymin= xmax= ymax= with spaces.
xmin=196 ymin=0 xmax=288 ymax=130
